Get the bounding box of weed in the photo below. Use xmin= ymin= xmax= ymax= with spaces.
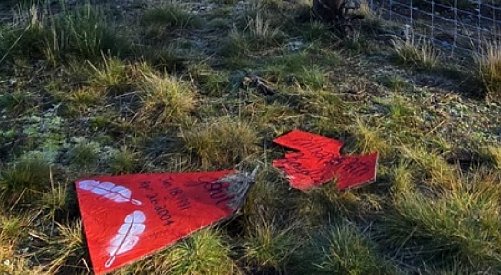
xmin=297 ymin=182 xmax=383 ymax=225
xmin=476 ymin=41 xmax=501 ymax=100
xmin=139 ymin=45 xmax=185 ymax=71
xmin=181 ymin=117 xmax=259 ymax=168
xmin=300 ymin=21 xmax=333 ymax=42
xmin=0 ymin=213 xmax=30 ymax=273
xmin=243 ymin=168 xmax=296 ymax=221
xmin=262 ymin=52 xmax=333 ymax=88
xmin=246 ymin=13 xmax=281 ymax=42
xmin=48 ymin=4 xmax=128 ymax=62
xmin=220 ymin=28 xmax=251 ymax=58
xmin=0 ymin=213 xmax=26 ymax=242
xmin=221 ymin=13 xmax=284 ymax=57
xmin=167 ymin=229 xmax=238 ymax=274
xmin=387 ymin=96 xmax=418 ymax=123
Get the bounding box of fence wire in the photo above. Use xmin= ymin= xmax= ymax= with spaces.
xmin=367 ymin=0 xmax=501 ymax=56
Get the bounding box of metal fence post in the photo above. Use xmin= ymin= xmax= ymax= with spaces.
xmin=410 ymin=0 xmax=413 ymax=27
xmin=477 ymin=0 xmax=482 ymax=51
xmin=453 ymin=0 xmax=458 ymax=56
xmin=389 ymin=0 xmax=393 ymax=21
xmin=431 ymin=0 xmax=435 ymax=44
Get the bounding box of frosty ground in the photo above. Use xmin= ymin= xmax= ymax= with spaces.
xmin=0 ymin=0 xmax=501 ymax=274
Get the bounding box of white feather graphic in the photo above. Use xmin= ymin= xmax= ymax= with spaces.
xmin=78 ymin=180 xmax=142 ymax=205
xmin=105 ymin=210 xmax=146 ymax=268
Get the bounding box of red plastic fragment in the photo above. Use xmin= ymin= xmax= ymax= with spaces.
xmin=272 ymin=130 xmax=378 ymax=191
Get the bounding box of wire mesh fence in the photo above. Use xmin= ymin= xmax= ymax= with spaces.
xmin=367 ymin=0 xmax=501 ymax=56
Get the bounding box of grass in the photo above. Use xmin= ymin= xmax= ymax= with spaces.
xmin=243 ymin=215 xmax=300 ymax=272
xmin=0 ymin=157 xmax=51 ymax=198
xmin=109 ymin=147 xmax=139 ymax=174
xmin=1 ymin=0 xmax=501 ymax=274
xmin=68 ymin=140 xmax=100 ymax=169
xmin=317 ymin=222 xmax=395 ymax=274
xmin=401 ymin=146 xmax=457 ymax=190
xmin=380 ymin=176 xmax=501 ymax=271
xmin=142 ymin=3 xmax=201 ymax=29
xmin=476 ymin=41 xmax=501 ymax=100
xmin=392 ymin=36 xmax=440 ymax=70
xmin=41 ymin=221 xmax=86 ymax=273
xmin=165 ymin=229 xmax=237 ymax=274
xmin=181 ymin=117 xmax=260 ymax=168
xmin=0 ymin=3 xmax=127 ymax=65
xmin=138 ymin=69 xmax=196 ymax=126
xmin=122 ymin=228 xmax=238 ymax=274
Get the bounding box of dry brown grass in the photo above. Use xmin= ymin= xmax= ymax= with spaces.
xmin=477 ymin=42 xmax=501 ymax=100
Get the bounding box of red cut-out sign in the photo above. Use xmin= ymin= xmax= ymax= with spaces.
xmin=272 ymin=130 xmax=378 ymax=191
xmin=75 ymin=170 xmax=252 ymax=274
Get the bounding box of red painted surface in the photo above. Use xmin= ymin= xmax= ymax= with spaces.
xmin=75 ymin=170 xmax=236 ymax=274
xmin=273 ymin=130 xmax=378 ymax=191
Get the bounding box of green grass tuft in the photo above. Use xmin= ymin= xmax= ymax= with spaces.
xmin=0 ymin=157 xmax=51 ymax=196
xmin=380 ymin=180 xmax=501 ymax=271
xmin=0 ymin=4 xmax=127 ymax=64
xmin=138 ymin=70 xmax=196 ymax=126
xmin=109 ymin=147 xmax=139 ymax=174
xmin=142 ymin=4 xmax=201 ymax=29
xmin=243 ymin=215 xmax=300 ymax=272
xmin=392 ymin=37 xmax=440 ymax=70
xmin=317 ymin=222 xmax=395 ymax=274
xmin=123 ymin=228 xmax=238 ymax=274
xmin=68 ymin=141 xmax=100 ymax=169
xmin=476 ymin=41 xmax=501 ymax=100
xmin=181 ymin=117 xmax=260 ymax=169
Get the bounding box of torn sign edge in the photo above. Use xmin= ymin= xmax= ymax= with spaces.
xmin=76 ymin=167 xmax=258 ymax=275
xmin=333 ymin=152 xmax=380 ymax=191
xmin=272 ymin=129 xmax=379 ymax=192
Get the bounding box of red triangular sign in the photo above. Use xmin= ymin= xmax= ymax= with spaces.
xmin=76 ymin=170 xmax=253 ymax=274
